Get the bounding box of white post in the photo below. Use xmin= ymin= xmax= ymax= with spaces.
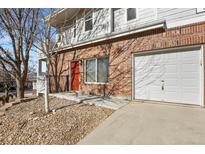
xmin=44 ymin=75 xmax=49 ymax=113
xmin=109 ymin=8 xmax=114 ymax=33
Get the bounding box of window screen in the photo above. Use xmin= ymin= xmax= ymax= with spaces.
xmin=97 ymin=57 xmax=109 ymax=82
xmin=85 ymin=13 xmax=93 ymax=31
xmin=86 ymin=59 xmax=96 ymax=82
xmin=85 ymin=57 xmax=109 ymax=83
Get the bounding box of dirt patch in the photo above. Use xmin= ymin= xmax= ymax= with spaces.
xmin=0 ymin=96 xmax=114 ymax=144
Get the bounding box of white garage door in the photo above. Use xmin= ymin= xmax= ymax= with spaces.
xmin=134 ymin=47 xmax=203 ymax=105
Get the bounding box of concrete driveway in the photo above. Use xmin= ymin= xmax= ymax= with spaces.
xmin=78 ymin=101 xmax=205 ymax=144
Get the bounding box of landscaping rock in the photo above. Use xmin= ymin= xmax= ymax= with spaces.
xmin=0 ymin=112 xmax=5 ymax=117
xmin=33 ymin=117 xmax=39 ymax=121
xmin=29 ymin=112 xmax=34 ymax=115
xmin=52 ymin=109 xmax=56 ymax=114
xmin=0 ymin=97 xmax=114 ymax=144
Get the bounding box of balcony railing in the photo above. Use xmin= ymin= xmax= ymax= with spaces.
xmin=53 ymin=8 xmax=160 ymax=50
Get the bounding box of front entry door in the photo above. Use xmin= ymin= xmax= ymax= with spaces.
xmin=70 ymin=61 xmax=80 ymax=91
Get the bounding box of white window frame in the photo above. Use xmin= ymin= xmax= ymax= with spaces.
xmin=197 ymin=8 xmax=205 ymax=13
xmin=126 ymin=8 xmax=138 ymax=22
xmin=73 ymin=18 xmax=77 ymax=38
xmin=84 ymin=57 xmax=109 ymax=84
xmin=38 ymin=58 xmax=47 ymax=76
xmin=84 ymin=10 xmax=94 ymax=32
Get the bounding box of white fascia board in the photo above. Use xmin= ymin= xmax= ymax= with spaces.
xmin=45 ymin=8 xmax=66 ymax=23
xmin=53 ymin=20 xmax=166 ymax=53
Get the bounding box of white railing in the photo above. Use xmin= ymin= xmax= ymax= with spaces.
xmin=54 ymin=8 xmax=160 ymax=50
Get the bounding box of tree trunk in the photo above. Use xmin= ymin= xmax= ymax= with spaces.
xmin=16 ymin=78 xmax=24 ymax=98
xmin=54 ymin=76 xmax=59 ymax=92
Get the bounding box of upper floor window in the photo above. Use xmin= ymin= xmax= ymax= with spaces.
xmin=73 ymin=20 xmax=76 ymax=38
xmin=127 ymin=8 xmax=136 ymax=21
xmin=85 ymin=12 xmax=93 ymax=31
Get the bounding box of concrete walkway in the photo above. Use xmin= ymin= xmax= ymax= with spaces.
xmin=78 ymin=101 xmax=205 ymax=144
xmin=49 ymin=92 xmax=128 ymax=110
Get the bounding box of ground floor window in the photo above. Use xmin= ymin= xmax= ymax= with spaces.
xmin=85 ymin=57 xmax=109 ymax=83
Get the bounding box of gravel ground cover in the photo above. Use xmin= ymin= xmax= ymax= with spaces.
xmin=0 ymin=96 xmax=114 ymax=144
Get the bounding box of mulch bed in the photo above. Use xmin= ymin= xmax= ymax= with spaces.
xmin=0 ymin=96 xmax=114 ymax=144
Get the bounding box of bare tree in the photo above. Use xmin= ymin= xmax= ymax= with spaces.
xmin=33 ymin=9 xmax=60 ymax=113
xmin=0 ymin=9 xmax=39 ymax=98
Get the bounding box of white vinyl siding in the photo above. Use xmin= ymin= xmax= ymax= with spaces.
xmin=114 ymin=8 xmax=157 ymax=32
xmin=157 ymin=8 xmax=205 ymax=28
xmin=57 ymin=9 xmax=110 ymax=48
xmin=114 ymin=8 xmax=205 ymax=31
xmin=56 ymin=8 xmax=205 ymax=48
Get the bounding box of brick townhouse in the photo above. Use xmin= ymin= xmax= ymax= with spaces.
xmin=37 ymin=8 xmax=205 ymax=106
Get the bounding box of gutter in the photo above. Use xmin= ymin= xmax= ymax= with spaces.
xmin=45 ymin=8 xmax=66 ymax=23
xmin=53 ymin=19 xmax=166 ymax=53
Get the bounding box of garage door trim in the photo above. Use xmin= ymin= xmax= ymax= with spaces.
xmin=132 ymin=45 xmax=204 ymax=106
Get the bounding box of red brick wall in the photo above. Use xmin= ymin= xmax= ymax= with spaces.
xmin=49 ymin=21 xmax=205 ymax=99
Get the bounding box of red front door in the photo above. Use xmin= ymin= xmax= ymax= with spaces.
xmin=70 ymin=61 xmax=80 ymax=91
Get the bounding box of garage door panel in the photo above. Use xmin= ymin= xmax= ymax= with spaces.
xmin=181 ymin=73 xmax=199 ymax=79
xmin=164 ymin=92 xmax=179 ymax=102
xmin=164 ymin=79 xmax=178 ymax=86
xmin=181 ymin=79 xmax=200 ymax=87
xmin=182 ymin=64 xmax=199 ymax=72
xmin=182 ymin=50 xmax=200 ymax=62
xmin=165 ymin=86 xmax=179 ymax=92
xmin=181 ymin=93 xmax=200 ymax=104
xmin=149 ymin=85 xmax=161 ymax=92
xmin=149 ymin=90 xmax=163 ymax=101
xmin=164 ymin=73 xmax=178 ymax=79
xmin=134 ymin=47 xmax=202 ymax=106
xmin=135 ymin=89 xmax=147 ymax=99
xmin=182 ymin=87 xmax=199 ymax=93
xmin=164 ymin=65 xmax=178 ymax=73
